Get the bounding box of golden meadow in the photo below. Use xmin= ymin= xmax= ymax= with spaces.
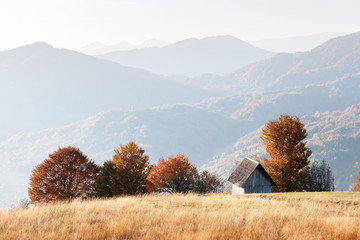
xmin=0 ymin=192 xmax=359 ymax=240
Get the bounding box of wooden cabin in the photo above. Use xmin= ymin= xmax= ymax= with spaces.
xmin=228 ymin=157 xmax=276 ymax=194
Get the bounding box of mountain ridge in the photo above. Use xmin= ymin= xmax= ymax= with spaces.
xmin=76 ymin=39 xmax=170 ymax=55
xmin=251 ymin=32 xmax=348 ymax=53
xmin=198 ymin=32 xmax=360 ymax=93
xmin=97 ymin=35 xmax=275 ymax=77
xmin=0 ymin=42 xmax=216 ymax=140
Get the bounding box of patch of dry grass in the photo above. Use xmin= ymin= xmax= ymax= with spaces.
xmin=0 ymin=192 xmax=359 ymax=240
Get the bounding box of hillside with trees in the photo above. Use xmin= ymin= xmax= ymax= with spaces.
xmin=206 ymin=104 xmax=360 ymax=191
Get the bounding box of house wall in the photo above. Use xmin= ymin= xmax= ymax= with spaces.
xmin=232 ymin=184 xmax=245 ymax=195
xmin=242 ymin=166 xmax=272 ymax=193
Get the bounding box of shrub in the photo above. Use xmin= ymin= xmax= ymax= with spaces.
xmin=193 ymin=171 xmax=223 ymax=194
xmin=306 ymin=159 xmax=334 ymax=192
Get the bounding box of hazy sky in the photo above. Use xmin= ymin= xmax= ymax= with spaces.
xmin=0 ymin=0 xmax=359 ymax=50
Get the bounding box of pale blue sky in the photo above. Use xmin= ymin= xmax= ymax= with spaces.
xmin=0 ymin=0 xmax=359 ymax=50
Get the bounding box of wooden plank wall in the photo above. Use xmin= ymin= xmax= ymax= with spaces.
xmin=242 ymin=166 xmax=272 ymax=193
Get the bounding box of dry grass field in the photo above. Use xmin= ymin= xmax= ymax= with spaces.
xmin=0 ymin=192 xmax=359 ymax=240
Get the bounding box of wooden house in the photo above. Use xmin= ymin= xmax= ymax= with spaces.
xmin=228 ymin=157 xmax=276 ymax=194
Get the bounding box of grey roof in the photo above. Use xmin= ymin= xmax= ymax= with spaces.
xmin=228 ymin=157 xmax=276 ymax=187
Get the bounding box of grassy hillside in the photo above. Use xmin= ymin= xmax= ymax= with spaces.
xmin=0 ymin=192 xmax=359 ymax=240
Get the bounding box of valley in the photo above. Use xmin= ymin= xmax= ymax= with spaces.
xmin=1 ymin=32 xmax=360 ymax=207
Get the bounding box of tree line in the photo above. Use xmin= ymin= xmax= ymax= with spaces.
xmin=27 ymin=114 xmax=360 ymax=204
xmin=28 ymin=143 xmax=223 ymax=204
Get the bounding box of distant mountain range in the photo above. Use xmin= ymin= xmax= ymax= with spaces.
xmin=97 ymin=36 xmax=275 ymax=77
xmin=251 ymin=32 xmax=348 ymax=53
xmin=195 ymin=32 xmax=360 ymax=93
xmin=76 ymin=39 xmax=170 ymax=55
xmin=1 ymin=32 xmax=360 ymax=207
xmin=0 ymin=42 xmax=219 ymax=140
xmin=76 ymin=33 xmax=346 ymax=57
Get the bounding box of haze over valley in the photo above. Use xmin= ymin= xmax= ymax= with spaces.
xmin=1 ymin=31 xmax=360 ymax=206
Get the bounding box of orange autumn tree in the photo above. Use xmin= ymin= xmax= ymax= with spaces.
xmin=352 ymin=171 xmax=360 ymax=192
xmin=111 ymin=142 xmax=150 ymax=195
xmin=28 ymin=146 xmax=100 ymax=203
xmin=262 ymin=115 xmax=312 ymax=192
xmin=147 ymin=154 xmax=197 ymax=193
xmin=95 ymin=142 xmax=151 ymax=196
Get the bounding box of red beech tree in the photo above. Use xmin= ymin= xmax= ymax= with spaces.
xmin=147 ymin=154 xmax=197 ymax=193
xmin=28 ymin=146 xmax=100 ymax=203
